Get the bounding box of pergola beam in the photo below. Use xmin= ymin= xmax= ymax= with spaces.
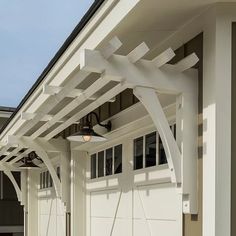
xmin=43 ymin=85 xmax=116 ymax=102
xmin=1 ymin=146 xmax=23 ymax=163
xmin=127 ymin=42 xmax=149 ymax=63
xmin=10 ymin=148 xmax=33 ymax=164
xmin=100 ymin=36 xmax=122 ymax=59
xmin=173 ymin=53 xmax=199 ymax=72
xmin=44 ymin=83 xmax=127 ymax=140
xmin=30 ymin=76 xmax=112 ymax=139
xmin=0 ymin=144 xmax=12 ymax=158
xmin=152 ymin=48 xmax=175 ymax=68
xmin=80 ymin=48 xmax=196 ymax=94
xmin=14 ymin=37 xmax=121 ymax=138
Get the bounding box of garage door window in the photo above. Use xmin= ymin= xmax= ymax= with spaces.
xmin=145 ymin=132 xmax=157 ymax=167
xmin=40 ymin=171 xmax=53 ymax=189
xmin=134 ymin=136 xmax=143 ymax=170
xmin=98 ymin=151 xmax=105 ymax=178
xmin=91 ymin=144 xmax=123 ymax=179
xmin=105 ymin=148 xmax=113 ymax=176
xmin=114 ymin=144 xmax=122 ymax=174
xmin=133 ymin=125 xmax=176 ymax=170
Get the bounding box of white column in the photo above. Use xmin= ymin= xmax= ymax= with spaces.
xmin=71 ymin=149 xmax=87 ymax=236
xmin=202 ymin=5 xmax=232 ymax=236
xmin=27 ymin=171 xmax=39 ymax=236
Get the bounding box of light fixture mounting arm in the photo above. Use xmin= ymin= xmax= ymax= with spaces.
xmin=86 ymin=112 xmax=112 ymax=132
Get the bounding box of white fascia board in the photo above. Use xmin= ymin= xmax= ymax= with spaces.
xmin=0 ymin=0 xmax=141 ymax=142
xmin=0 ymin=111 xmax=13 ymax=118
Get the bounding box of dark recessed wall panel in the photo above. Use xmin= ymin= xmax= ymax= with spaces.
xmin=120 ymin=89 xmax=134 ymax=111
xmin=100 ymin=102 xmax=110 ymax=122
xmin=231 ymin=22 xmax=236 ymax=236
xmin=110 ymin=94 xmax=121 ymax=117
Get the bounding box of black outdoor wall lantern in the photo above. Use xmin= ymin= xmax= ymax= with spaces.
xmin=19 ymin=151 xmax=41 ymax=169
xmin=67 ymin=112 xmax=112 ymax=142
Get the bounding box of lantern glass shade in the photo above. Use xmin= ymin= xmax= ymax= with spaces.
xmin=67 ymin=125 xmax=107 ymax=142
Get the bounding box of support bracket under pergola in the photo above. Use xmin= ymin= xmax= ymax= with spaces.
xmin=1 ymin=164 xmax=22 ymax=202
xmin=7 ymin=136 xmax=68 ymax=199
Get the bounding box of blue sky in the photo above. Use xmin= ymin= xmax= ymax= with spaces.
xmin=0 ymin=0 xmax=94 ymax=107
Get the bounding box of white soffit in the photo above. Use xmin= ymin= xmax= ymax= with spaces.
xmin=101 ymin=0 xmax=236 ymax=57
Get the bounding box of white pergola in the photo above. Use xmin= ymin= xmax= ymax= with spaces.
xmin=0 ymin=37 xmax=198 ymax=214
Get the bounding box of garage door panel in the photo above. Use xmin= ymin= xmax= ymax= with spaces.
xmin=57 ymin=215 xmax=66 ymax=236
xmin=38 ymin=196 xmax=66 ymax=236
xmin=91 ymin=218 xmax=113 ymax=236
xmin=149 ymin=220 xmax=180 ymax=236
xmin=134 ymin=184 xmax=181 ymax=220
xmin=91 ymin=189 xmax=120 ymax=217
xmin=116 ymin=192 xmax=133 ymax=218
xmin=134 ymin=219 xmax=180 ymax=236
xmin=40 ymin=214 xmax=57 ymax=236
xmin=39 ymin=198 xmax=57 ymax=215
xmin=133 ymin=219 xmax=151 ymax=236
xmin=112 ymin=219 xmax=132 ymax=236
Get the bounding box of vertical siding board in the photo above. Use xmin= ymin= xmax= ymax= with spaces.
xmin=110 ymin=94 xmax=121 ymax=116
xmin=100 ymin=102 xmax=110 ymax=122
xmin=231 ymin=22 xmax=236 ymax=236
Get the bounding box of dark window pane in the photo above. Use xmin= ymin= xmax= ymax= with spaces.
xmin=57 ymin=166 xmax=61 ymax=180
xmin=106 ymin=148 xmax=113 ymax=176
xmin=134 ymin=137 xmax=143 ymax=170
xmin=0 ymin=172 xmax=2 ymax=199
xmin=145 ymin=132 xmax=156 ymax=167
xmin=46 ymin=171 xmax=49 ymax=188
xmin=42 ymin=172 xmax=46 ymax=189
xmin=98 ymin=151 xmax=104 ymax=178
xmin=173 ymin=124 xmax=176 ymax=140
xmin=91 ymin=154 xmax=96 ymax=179
xmin=114 ymin=145 xmax=122 ymax=174
xmin=159 ymin=137 xmax=167 ymax=165
xmin=40 ymin=173 xmax=43 ymax=189
xmin=49 ymin=175 xmax=53 ymax=187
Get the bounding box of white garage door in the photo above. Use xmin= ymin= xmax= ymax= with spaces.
xmin=87 ymin=129 xmax=182 ymax=236
xmin=38 ymin=171 xmax=66 ymax=236
xmin=38 ymin=195 xmax=66 ymax=236
xmin=90 ymin=184 xmax=182 ymax=236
